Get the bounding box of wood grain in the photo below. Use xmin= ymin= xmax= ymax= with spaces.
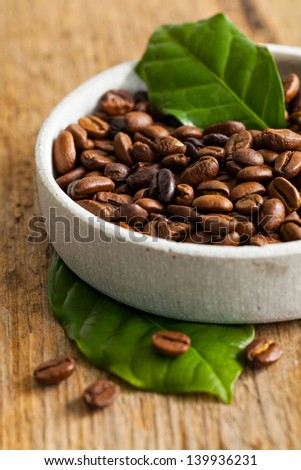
xmin=1 ymin=0 xmax=301 ymax=450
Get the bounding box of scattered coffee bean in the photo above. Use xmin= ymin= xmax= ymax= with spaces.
xmin=83 ymin=380 xmax=120 ymax=409
xmin=246 ymin=337 xmax=283 ymax=368
xmin=152 ymin=330 xmax=191 ymax=357
xmin=34 ymin=356 xmax=76 ymax=385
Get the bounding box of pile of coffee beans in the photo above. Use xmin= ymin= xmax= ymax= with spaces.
xmin=53 ymin=73 xmax=301 ymax=246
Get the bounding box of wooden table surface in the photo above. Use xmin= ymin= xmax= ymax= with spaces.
xmin=1 ymin=0 xmax=301 ymax=450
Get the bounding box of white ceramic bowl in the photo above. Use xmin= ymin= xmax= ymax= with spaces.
xmin=36 ymin=45 xmax=301 ymax=324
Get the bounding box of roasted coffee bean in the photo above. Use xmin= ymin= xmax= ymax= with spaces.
xmin=79 ymin=115 xmax=109 ymax=139
xmin=80 ymin=149 xmax=116 ymax=170
xmin=181 ymin=157 xmax=219 ymax=186
xmin=156 ymin=136 xmax=186 ymax=156
xmin=99 ymin=89 xmax=134 ymax=115
xmin=259 ymin=198 xmax=286 ymax=232
xmin=149 ymin=168 xmax=176 ymax=203
xmin=113 ymin=132 xmax=134 ymax=166
xmin=197 ymin=180 xmax=230 ymax=198
xmin=136 ymin=198 xmax=165 ymax=214
xmin=236 ymin=165 xmax=273 ymax=182
xmin=261 ymin=128 xmax=301 ymax=152
xmin=280 ymin=219 xmax=301 ymax=241
xmin=104 ymin=162 xmax=131 ymax=182
xmin=235 ymin=193 xmax=264 ymax=215
xmin=56 ymin=166 xmax=87 ymax=189
xmin=204 ymin=120 xmax=245 ymax=136
xmin=111 ymin=203 xmax=148 ymax=225
xmin=268 ymin=177 xmax=300 ymax=212
xmin=131 ymin=141 xmax=157 ymax=162
xmin=290 ymin=91 xmax=301 ymax=113
xmin=234 ymin=216 xmax=257 ymax=242
xmin=112 ymin=183 xmax=132 ymax=195
xmin=213 ymin=231 xmax=240 ymax=246
xmin=109 ymin=117 xmax=126 ymax=137
xmin=83 ymin=380 xmax=120 ymax=409
xmin=76 ymin=199 xmax=110 ymax=217
xmin=83 ymin=171 xmax=103 ymax=178
xmin=167 ymin=204 xmax=198 ymax=222
xmin=67 ymin=176 xmax=115 ymax=199
xmin=152 ymin=331 xmax=191 ymax=357
xmin=53 ymin=131 xmax=77 ymax=174
xmin=66 ymin=124 xmax=92 ymax=149
xmin=250 ymin=130 xmax=263 ymax=149
xmin=184 ymin=138 xmax=205 ymax=158
xmin=175 ymin=184 xmax=194 ymax=206
xmin=183 ymin=231 xmax=212 ymax=244
xmin=225 ymin=130 xmax=253 ymax=158
xmin=274 ymin=150 xmax=301 ymax=179
xmin=230 ymin=181 xmax=266 ymax=201
xmin=197 ymin=146 xmax=226 ymax=160
xmin=203 ymin=133 xmax=229 ymax=147
xmin=233 ymin=148 xmax=264 ymax=166
xmin=172 ymin=125 xmax=203 ymax=141
xmin=161 ymin=154 xmax=191 ymax=170
xmin=193 ymin=195 xmax=233 ymax=213
xmin=96 ymin=191 xmax=132 ymax=206
xmin=249 ymin=233 xmax=281 ymax=246
xmin=246 ymin=337 xmax=283 ymax=368
xmin=132 ymin=187 xmax=149 ymax=202
xmin=202 ymin=213 xmax=238 ymax=235
xmin=93 ymin=139 xmax=115 ymax=153
xmin=283 ymin=73 xmax=300 ymax=103
xmin=117 ymin=221 xmax=141 ymax=232
xmin=126 ymin=163 xmax=160 ymax=190
xmin=124 ymin=111 xmax=154 ymax=133
xmin=34 ymin=356 xmax=76 ymax=385
xmin=225 ymin=159 xmax=243 ymax=175
xmin=141 ymin=125 xmax=169 ymax=140
xmin=156 ymin=219 xmax=191 ymax=241
xmin=258 ymin=149 xmax=279 ymax=165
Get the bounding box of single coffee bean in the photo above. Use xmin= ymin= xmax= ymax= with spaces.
xmin=235 ymin=193 xmax=264 ymax=215
xmin=83 ymin=380 xmax=120 ymax=409
xmin=202 ymin=213 xmax=238 ymax=235
xmin=156 ymin=135 xmax=186 ymax=156
xmin=167 ymin=204 xmax=198 ymax=222
xmin=197 ymin=180 xmax=230 ymax=198
xmin=113 ymin=132 xmax=134 ymax=166
xmin=66 ymin=124 xmax=91 ymax=149
xmin=161 ymin=154 xmax=191 ymax=170
xmin=197 ymin=146 xmax=226 ymax=160
xmin=225 ymin=159 xmax=243 ymax=175
xmin=230 ymin=182 xmax=266 ymax=202
xmin=126 ymin=163 xmax=160 ymax=190
xmin=225 ymin=130 xmax=253 ymax=158
xmin=149 ymin=168 xmax=176 ymax=203
xmin=246 ymin=337 xmax=283 ymax=368
xmin=80 ymin=149 xmax=116 ymax=170
xmin=259 ymin=198 xmax=286 ymax=232
xmin=181 ymin=157 xmax=219 ymax=186
xmin=261 ymin=128 xmax=301 ymax=152
xmin=249 ymin=130 xmax=263 ymax=149
xmin=233 ymin=148 xmax=264 ymax=166
xmin=234 ymin=215 xmax=257 ymax=242
xmin=67 ymin=176 xmax=115 ymax=199
xmin=236 ymin=165 xmax=274 ymax=182
xmin=96 ymin=191 xmax=132 ymax=205
xmin=53 ymin=131 xmax=77 ymax=174
xmin=203 ymin=133 xmax=229 ymax=147
xmin=136 ymin=198 xmax=165 ymax=214
xmin=78 ymin=115 xmax=109 ymax=139
xmin=280 ymin=219 xmax=301 ymax=241
xmin=111 ymin=203 xmax=148 ymax=225
xmin=175 ymin=183 xmax=194 ymax=206
xmin=55 ymin=166 xmax=87 ymax=189
xmin=109 ymin=117 xmax=126 ymax=137
xmin=258 ymin=149 xmax=279 ymax=165
xmin=152 ymin=330 xmax=191 ymax=357
xmin=141 ymin=125 xmax=169 ymax=140
xmin=172 ymin=125 xmax=203 ymax=141
xmin=93 ymin=139 xmax=115 ymax=153
xmin=204 ymin=120 xmax=245 ymax=136
xmin=104 ymin=162 xmax=131 ymax=182
xmin=268 ymin=177 xmax=301 ymax=212
xmin=34 ymin=356 xmax=76 ymax=385
xmin=131 ymin=141 xmax=157 ymax=162
xmin=99 ymin=89 xmax=134 ymax=115
xmin=132 ymin=187 xmax=149 ymax=202
xmin=192 ymin=195 xmax=233 ymax=213
xmin=274 ymin=150 xmax=301 ymax=179
xmin=83 ymin=171 xmax=103 ymax=178
xmin=283 ymin=73 xmax=300 ymax=103
xmin=76 ymin=199 xmax=109 ymax=217
xmin=212 ymin=231 xmax=240 ymax=246
xmin=124 ymin=111 xmax=154 ymax=133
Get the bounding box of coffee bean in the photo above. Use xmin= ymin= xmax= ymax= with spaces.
xmin=283 ymin=73 xmax=300 ymax=103
xmin=66 ymin=124 xmax=92 ymax=149
xmin=113 ymin=132 xmax=134 ymax=166
xmin=236 ymin=165 xmax=274 ymax=182
xmin=175 ymin=183 xmax=194 ymax=206
xmin=234 ymin=215 xmax=257 ymax=242
xmin=149 ymin=168 xmax=176 ymax=203
xmin=261 ymin=128 xmax=301 ymax=152
xmin=56 ymin=166 xmax=87 ymax=189
xmin=152 ymin=331 xmax=191 ymax=357
xmin=204 ymin=120 xmax=245 ymax=136
xmin=156 ymin=136 xmax=186 ymax=156
xmin=268 ymin=177 xmax=301 ymax=212
xmin=126 ymin=163 xmax=160 ymax=190
xmin=131 ymin=141 xmax=157 ymax=162
xmin=100 ymin=89 xmax=134 ymax=115
xmin=104 ymin=162 xmax=131 ymax=182
xmin=233 ymin=148 xmax=264 ymax=166
xmin=197 ymin=146 xmax=226 ymax=161
xmin=161 ymin=154 xmax=191 ymax=171
xmin=53 ymin=131 xmax=77 ymax=174
xmin=230 ymin=182 xmax=266 ymax=202
xmin=274 ymin=150 xmax=301 ymax=179
xmin=183 ymin=231 xmax=212 ymax=244
xmin=203 ymin=133 xmax=229 ymax=147
xmin=124 ymin=111 xmax=154 ymax=133
xmin=197 ymin=180 xmax=230 ymax=198
xmin=212 ymin=231 xmax=240 ymax=246
xmin=83 ymin=380 xmax=120 ymax=409
xmin=235 ymin=193 xmax=264 ymax=215
xmin=136 ymin=198 xmax=165 ymax=214
xmin=96 ymin=191 xmax=132 ymax=205
xmin=172 ymin=125 xmax=203 ymax=141
xmin=109 ymin=117 xmax=126 ymax=137
xmin=111 ymin=203 xmax=148 ymax=225
xmin=225 ymin=159 xmax=243 ymax=175
xmin=34 ymin=356 xmax=76 ymax=385
xmin=167 ymin=204 xmax=198 ymax=222
xmin=225 ymin=130 xmax=253 ymax=158
xmin=246 ymin=337 xmax=282 ymax=368
xmin=67 ymin=176 xmax=115 ymax=199
xmin=76 ymin=199 xmax=109 ymax=217
xmin=192 ymin=195 xmax=233 ymax=213
xmin=141 ymin=125 xmax=169 ymax=140
xmin=181 ymin=157 xmax=219 ymax=186
xmin=93 ymin=139 xmax=115 ymax=153
xmin=202 ymin=213 xmax=238 ymax=235
xmin=258 ymin=149 xmax=279 ymax=165
xmin=259 ymin=198 xmax=286 ymax=232
xmin=79 ymin=115 xmax=109 ymax=139
xmin=80 ymin=150 xmax=116 ymax=170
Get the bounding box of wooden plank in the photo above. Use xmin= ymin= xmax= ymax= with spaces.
xmin=0 ymin=0 xmax=301 ymax=450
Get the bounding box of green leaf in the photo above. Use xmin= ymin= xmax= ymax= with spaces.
xmin=49 ymin=253 xmax=254 ymax=403
xmin=135 ymin=13 xmax=285 ymax=130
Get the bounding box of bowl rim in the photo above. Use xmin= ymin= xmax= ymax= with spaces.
xmin=36 ymin=43 xmax=301 ymax=260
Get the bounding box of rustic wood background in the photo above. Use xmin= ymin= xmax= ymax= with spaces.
xmin=1 ymin=0 xmax=301 ymax=450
